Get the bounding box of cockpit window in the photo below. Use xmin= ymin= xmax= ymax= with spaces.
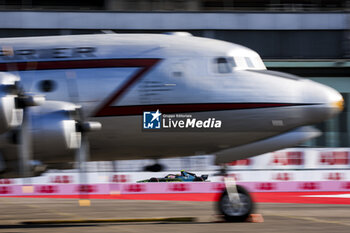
xmin=227 ymin=57 xmax=236 ymax=67
xmin=229 ymin=56 xmax=266 ymax=70
xmin=213 ymin=55 xmax=265 ymax=74
xmin=215 ymin=57 xmax=232 ymax=73
xmin=252 ymin=57 xmax=266 ymax=69
xmin=244 ymin=57 xmax=254 ymax=68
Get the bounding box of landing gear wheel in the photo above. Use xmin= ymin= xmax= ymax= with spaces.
xmin=217 ymin=185 xmax=254 ymax=222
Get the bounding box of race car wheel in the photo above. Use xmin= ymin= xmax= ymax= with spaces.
xmin=149 ymin=177 xmax=159 ymax=182
xmin=194 ymin=177 xmax=204 ymax=182
xmin=217 ymin=185 xmax=254 ymax=222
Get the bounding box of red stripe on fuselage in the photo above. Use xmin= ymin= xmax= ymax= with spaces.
xmin=0 ymin=59 xmax=316 ymax=117
xmin=0 ymin=59 xmax=162 ymax=117
xmin=0 ymin=59 xmax=160 ymax=71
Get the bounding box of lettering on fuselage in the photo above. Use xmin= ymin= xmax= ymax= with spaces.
xmin=0 ymin=46 xmax=96 ymax=60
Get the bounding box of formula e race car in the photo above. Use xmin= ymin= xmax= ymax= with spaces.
xmin=137 ymin=170 xmax=209 ymax=183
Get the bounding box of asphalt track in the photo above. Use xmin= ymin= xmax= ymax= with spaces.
xmin=7 ymin=191 xmax=350 ymax=204
xmin=0 ymin=194 xmax=350 ymax=233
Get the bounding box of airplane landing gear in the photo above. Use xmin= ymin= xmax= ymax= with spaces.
xmin=218 ymin=185 xmax=254 ymax=222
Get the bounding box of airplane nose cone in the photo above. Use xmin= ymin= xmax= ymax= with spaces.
xmin=302 ymin=80 xmax=344 ymax=123
xmin=331 ymin=95 xmax=344 ymax=113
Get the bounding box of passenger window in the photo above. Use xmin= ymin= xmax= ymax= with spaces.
xmin=215 ymin=57 xmax=231 ymax=73
xmin=38 ymin=80 xmax=56 ymax=92
xmin=244 ymin=57 xmax=254 ymax=68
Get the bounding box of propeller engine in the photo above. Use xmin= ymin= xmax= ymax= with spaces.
xmin=0 ymin=72 xmax=45 ymax=132
xmin=0 ymin=72 xmax=21 ymax=133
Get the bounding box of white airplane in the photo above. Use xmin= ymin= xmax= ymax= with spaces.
xmin=0 ymin=32 xmax=344 ymax=221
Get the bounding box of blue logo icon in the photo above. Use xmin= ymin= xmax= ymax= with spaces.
xmin=143 ymin=110 xmax=162 ymax=129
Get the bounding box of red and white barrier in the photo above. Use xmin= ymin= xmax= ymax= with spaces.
xmin=2 ymin=180 xmax=350 ymax=197
xmin=95 ymin=148 xmax=350 ymax=172
xmin=226 ymin=148 xmax=350 ymax=170
xmin=1 ymin=147 xmax=350 ymax=197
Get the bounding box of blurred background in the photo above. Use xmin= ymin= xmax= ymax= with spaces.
xmin=0 ymin=5 xmax=349 ymax=230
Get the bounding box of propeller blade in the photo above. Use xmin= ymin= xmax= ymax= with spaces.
xmin=76 ymin=132 xmax=91 ymax=206
xmin=74 ymin=107 xmax=101 ymax=206
xmin=76 ymin=133 xmax=89 ymax=172
xmin=18 ymin=109 xmax=32 ymax=178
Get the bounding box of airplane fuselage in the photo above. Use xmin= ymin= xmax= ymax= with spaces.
xmin=0 ymin=34 xmax=343 ymax=163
